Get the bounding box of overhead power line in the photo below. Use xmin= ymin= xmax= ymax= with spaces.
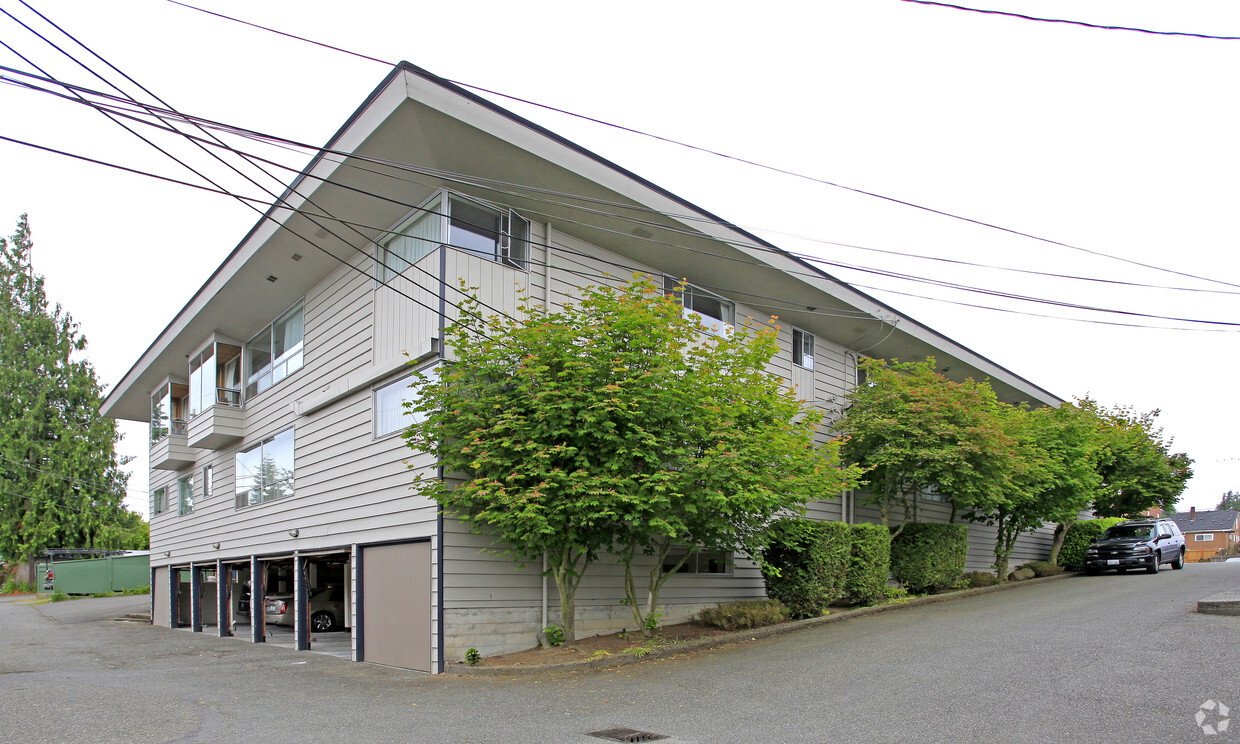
xmin=6 ymin=62 xmax=1239 ymax=307
xmin=902 ymin=0 xmax=1240 ymax=41
xmin=161 ymin=0 xmax=1240 ymax=292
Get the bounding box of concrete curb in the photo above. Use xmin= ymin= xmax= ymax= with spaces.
xmin=448 ymin=571 xmax=1078 ymax=676
xmin=1197 ymin=589 xmax=1240 ymax=616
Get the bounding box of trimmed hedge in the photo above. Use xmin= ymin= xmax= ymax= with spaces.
xmin=889 ymin=523 xmax=969 ymax=594
xmin=844 ymin=523 xmax=891 ymax=606
xmin=1058 ymin=517 xmax=1126 ymax=571
xmin=762 ymin=518 xmax=852 ymax=618
xmin=698 ymin=599 xmax=790 ymax=630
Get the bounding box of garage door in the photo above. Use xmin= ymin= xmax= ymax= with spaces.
xmin=152 ymin=566 xmax=170 ymax=627
xmin=362 ymin=541 xmax=431 ymax=671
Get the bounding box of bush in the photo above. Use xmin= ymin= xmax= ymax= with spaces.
xmin=1059 ymin=518 xmax=1126 ymax=571
xmin=890 ymin=523 xmax=969 ymax=594
xmin=762 ymin=518 xmax=852 ymax=618
xmin=1 ymin=578 xmax=35 ymax=595
xmin=1020 ymin=560 xmax=1064 ymax=578
xmin=698 ymin=599 xmax=790 ymax=630
xmin=962 ymin=571 xmax=1000 ymax=588
xmin=844 ymin=523 xmax=891 ymax=606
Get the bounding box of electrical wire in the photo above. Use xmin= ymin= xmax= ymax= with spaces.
xmin=6 ymin=63 xmax=1237 ymax=305
xmin=902 ymin=0 xmax=1240 ymax=40
xmin=161 ymin=0 xmax=1240 ymax=292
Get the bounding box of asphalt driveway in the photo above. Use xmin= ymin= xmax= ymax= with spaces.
xmin=2 ymin=564 xmax=1238 ymax=744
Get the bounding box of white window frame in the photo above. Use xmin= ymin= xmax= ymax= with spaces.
xmin=245 ymin=301 xmax=304 ymax=400
xmin=664 ymin=276 xmax=734 ymax=336
xmin=177 ymin=474 xmax=194 ymax=516
xmin=202 ymin=464 xmax=213 ymax=500
xmin=792 ymin=328 xmax=815 ymax=370
xmin=373 ymin=367 xmax=433 ymax=439
xmin=152 ymin=487 xmax=167 ymax=516
xmin=234 ymin=428 xmax=296 ymax=509
xmin=377 ymin=191 xmax=531 ymax=280
xmin=1195 ymin=533 xmax=1215 ymax=542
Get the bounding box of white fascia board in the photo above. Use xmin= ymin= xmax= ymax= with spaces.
xmin=101 ymin=75 xmax=410 ymax=422
xmin=399 ymin=70 xmax=1058 ymax=407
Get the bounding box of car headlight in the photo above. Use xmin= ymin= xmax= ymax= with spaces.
xmin=1085 ymin=548 xmax=1098 ymax=555
xmin=1132 ymin=545 xmax=1151 ymax=554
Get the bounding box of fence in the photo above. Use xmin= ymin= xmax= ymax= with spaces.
xmin=49 ymin=554 xmax=150 ymax=594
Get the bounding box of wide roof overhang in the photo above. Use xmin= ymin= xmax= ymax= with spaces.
xmin=102 ymin=62 xmax=1060 ymax=422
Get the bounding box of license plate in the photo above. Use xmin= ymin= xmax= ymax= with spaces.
xmin=1106 ymin=559 xmax=1119 ymax=566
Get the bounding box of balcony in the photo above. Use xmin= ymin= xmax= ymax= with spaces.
xmin=151 ymin=426 xmax=197 ymax=471
xmin=187 ymin=394 xmax=244 ymax=450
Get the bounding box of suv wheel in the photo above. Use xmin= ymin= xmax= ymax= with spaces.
xmin=1147 ymin=552 xmax=1161 ymax=574
xmin=1172 ymin=551 xmax=1185 ymax=570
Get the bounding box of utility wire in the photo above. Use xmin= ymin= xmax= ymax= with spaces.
xmin=902 ymin=0 xmax=1240 ymax=41
xmin=161 ymin=0 xmax=1240 ymax=291
xmin=6 ymin=64 xmax=1237 ymax=304
xmin=2 ymin=5 xmax=520 ymax=331
xmin=0 ymin=452 xmax=136 ymax=496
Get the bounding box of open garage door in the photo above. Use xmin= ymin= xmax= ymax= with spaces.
xmin=362 ymin=541 xmax=431 ymax=672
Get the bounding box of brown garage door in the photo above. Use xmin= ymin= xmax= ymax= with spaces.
xmin=152 ymin=566 xmax=170 ymax=627
xmin=362 ymin=541 xmax=431 ymax=671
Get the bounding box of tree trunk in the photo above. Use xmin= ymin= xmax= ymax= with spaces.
xmin=550 ymin=549 xmax=584 ymax=642
xmin=1048 ymin=520 xmax=1073 ymax=566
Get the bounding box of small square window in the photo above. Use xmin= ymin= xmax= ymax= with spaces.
xmin=374 ymin=371 xmax=429 ymax=438
xmin=792 ymin=329 xmax=815 ymax=370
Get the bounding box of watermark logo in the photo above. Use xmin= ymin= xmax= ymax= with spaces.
xmin=1195 ymin=700 xmax=1231 ymax=736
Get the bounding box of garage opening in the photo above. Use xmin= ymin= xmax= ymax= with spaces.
xmin=260 ymin=554 xmax=351 ymax=659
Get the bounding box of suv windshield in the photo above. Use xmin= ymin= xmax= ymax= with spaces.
xmin=1102 ymin=525 xmax=1156 ymax=540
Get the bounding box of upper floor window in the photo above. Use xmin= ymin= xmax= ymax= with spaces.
xmin=377 ymin=192 xmax=530 ymax=281
xmin=245 ymin=302 xmax=304 ymax=399
xmin=664 ymin=276 xmax=733 ymax=336
xmin=202 ymin=464 xmax=214 ymax=500
xmin=152 ymin=487 xmax=167 ymax=516
xmin=235 ymin=428 xmax=295 ymax=508
xmin=150 ymin=381 xmax=188 ymax=442
xmin=792 ymin=329 xmax=815 ymax=370
xmin=1195 ymin=533 xmax=1215 ymax=542
xmin=178 ymin=474 xmax=195 ymax=516
xmin=189 ymin=342 xmax=242 ymax=417
xmin=374 ymin=371 xmax=429 ymax=438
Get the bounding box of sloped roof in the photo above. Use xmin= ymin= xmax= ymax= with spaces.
xmin=1170 ymin=510 xmax=1239 ymax=534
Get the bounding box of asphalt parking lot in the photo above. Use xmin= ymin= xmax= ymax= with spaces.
xmin=3 ymin=564 xmax=1239 ymax=744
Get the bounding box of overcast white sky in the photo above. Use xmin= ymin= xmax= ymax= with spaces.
xmin=2 ymin=0 xmax=1238 ymax=517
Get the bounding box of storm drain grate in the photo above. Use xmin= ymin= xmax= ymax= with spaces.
xmin=587 ymin=728 xmax=668 ymax=743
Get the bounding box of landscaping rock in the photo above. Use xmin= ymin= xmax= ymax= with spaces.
xmin=1008 ymin=568 xmax=1036 ymax=581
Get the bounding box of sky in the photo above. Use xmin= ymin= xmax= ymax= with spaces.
xmin=1 ymin=0 xmax=1238 ymax=517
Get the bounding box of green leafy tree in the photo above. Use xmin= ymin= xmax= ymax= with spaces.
xmin=1084 ymin=399 xmax=1192 ymax=518
xmin=404 ymin=276 xmax=858 ymax=640
xmin=1217 ymin=492 xmax=1240 ymax=512
xmin=837 ymin=357 xmax=1008 ymax=535
xmin=0 ymin=215 xmax=136 ymax=568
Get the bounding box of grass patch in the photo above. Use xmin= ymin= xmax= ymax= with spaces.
xmin=1 ymin=578 xmax=35 ymax=595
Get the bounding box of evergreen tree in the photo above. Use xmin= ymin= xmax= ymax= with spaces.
xmin=0 ymin=215 xmax=140 ymax=565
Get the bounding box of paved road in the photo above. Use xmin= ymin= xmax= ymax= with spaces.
xmin=2 ymin=565 xmax=1238 ymax=744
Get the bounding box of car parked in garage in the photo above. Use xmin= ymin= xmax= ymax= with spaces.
xmin=1084 ymin=519 xmax=1186 ymax=574
xmin=264 ymin=584 xmax=346 ymax=632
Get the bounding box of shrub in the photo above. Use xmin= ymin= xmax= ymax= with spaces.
xmin=844 ymin=523 xmax=891 ymax=606
xmin=50 ymin=591 xmax=68 ymax=602
xmin=1059 ymin=518 xmax=1126 ymax=571
xmin=465 ymin=647 xmax=481 ymax=666
xmin=889 ymin=523 xmax=969 ymax=594
xmin=762 ymin=518 xmax=852 ymax=618
xmin=1020 ymin=560 xmax=1064 ymax=578
xmin=698 ymin=599 xmax=790 ymax=630
xmin=1 ymin=578 xmax=35 ymax=595
xmin=542 ymin=625 xmax=565 ymax=647
xmin=962 ymin=571 xmax=999 ymax=588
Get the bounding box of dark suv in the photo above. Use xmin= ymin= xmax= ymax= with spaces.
xmin=1084 ymin=519 xmax=1186 ymax=574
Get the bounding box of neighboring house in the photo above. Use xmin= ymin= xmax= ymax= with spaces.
xmin=1170 ymin=509 xmax=1240 ymax=562
xmin=100 ymin=62 xmax=1063 ymax=673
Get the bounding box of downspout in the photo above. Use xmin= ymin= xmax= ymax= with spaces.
xmin=436 ymin=244 xmax=448 ymax=674
xmin=541 ymin=222 xmax=553 ymax=631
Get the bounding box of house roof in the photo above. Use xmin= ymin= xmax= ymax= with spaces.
xmin=101 ymin=62 xmax=1063 ymax=422
xmin=1170 ymin=510 xmax=1239 ymax=534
